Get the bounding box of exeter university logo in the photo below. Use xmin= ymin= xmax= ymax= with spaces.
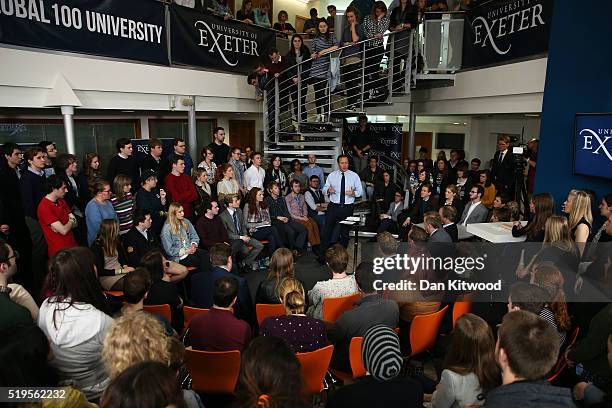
xmin=580 ymin=128 xmax=612 ymax=162
xmin=471 ymin=0 xmax=546 ymax=55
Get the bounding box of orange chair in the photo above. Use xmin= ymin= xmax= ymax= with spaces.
xmin=143 ymin=304 xmax=172 ymax=322
xmin=452 ymin=294 xmax=473 ymax=328
xmin=330 ymin=336 xmax=368 ymax=381
xmin=183 ymin=306 xmax=209 ymax=332
xmin=547 ymin=326 xmax=580 ymax=383
xmin=256 ymin=303 xmax=285 ymax=325
xmin=296 ymin=345 xmax=334 ymax=394
xmin=185 ymin=347 xmax=241 ymax=394
xmin=322 ymin=293 xmax=361 ymax=323
xmin=409 ymin=305 xmax=449 ymax=357
xmin=104 ymin=290 xmax=124 ymax=298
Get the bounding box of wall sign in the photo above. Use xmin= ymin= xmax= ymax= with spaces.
xmin=574 ymin=114 xmax=612 ymax=180
xmin=170 ymin=3 xmax=275 ymax=73
xmin=0 ymin=0 xmax=168 ymax=64
xmin=345 ymin=123 xmax=403 ymax=170
xmin=462 ymin=0 xmax=554 ymax=68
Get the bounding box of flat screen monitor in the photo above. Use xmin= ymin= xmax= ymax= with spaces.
xmin=436 ymin=133 xmax=465 ymax=149
xmin=574 ymin=113 xmax=612 ymax=179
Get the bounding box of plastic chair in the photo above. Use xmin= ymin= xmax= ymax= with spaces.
xmin=183 ymin=306 xmax=209 ymax=333
xmin=256 ymin=303 xmax=285 ymax=325
xmin=104 ymin=290 xmax=124 ymax=298
xmin=296 ymin=345 xmax=334 ymax=394
xmin=185 ymin=347 xmax=241 ymax=394
xmin=143 ymin=304 xmax=172 ymax=322
xmin=409 ymin=305 xmax=449 ymax=357
xmin=452 ymin=294 xmax=473 ymax=328
xmin=329 ymin=336 xmax=368 ymax=381
xmin=547 ymin=326 xmax=580 ymax=383
xmin=322 ymin=293 xmax=361 ymax=323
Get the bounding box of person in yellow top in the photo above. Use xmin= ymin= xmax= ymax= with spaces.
xmin=479 ymin=169 xmax=497 ymax=209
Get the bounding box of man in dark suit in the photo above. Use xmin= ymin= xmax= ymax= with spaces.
xmin=424 ymin=212 xmax=452 ymax=243
xmin=439 ymin=205 xmax=459 ymax=242
xmin=490 ymin=135 xmax=516 ymax=198
xmin=397 ymin=184 xmax=438 ymax=241
xmin=122 ymin=209 xmax=163 ymax=266
xmin=459 ymin=185 xmax=489 ymax=225
xmin=191 ymin=243 xmax=253 ymax=323
xmin=140 ymin=138 xmax=166 ymax=187
xmin=219 ymin=194 xmax=263 ymax=272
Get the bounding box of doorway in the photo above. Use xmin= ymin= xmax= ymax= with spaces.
xmin=229 ymin=120 xmax=256 ymax=151
xmin=401 ymin=131 xmax=433 ymax=160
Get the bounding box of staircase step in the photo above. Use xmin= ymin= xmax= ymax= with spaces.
xmin=266 ymin=141 xmax=340 ymax=147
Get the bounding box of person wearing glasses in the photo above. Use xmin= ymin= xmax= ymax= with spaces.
xmin=85 ymin=179 xmax=119 ymax=246
xmin=0 ymin=240 xmax=37 ymax=330
xmin=458 ymin=184 xmax=489 ymax=225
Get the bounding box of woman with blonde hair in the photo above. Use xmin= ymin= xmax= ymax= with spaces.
xmin=531 ymin=263 xmax=571 ymax=346
xmin=216 ymin=163 xmax=240 ymax=204
xmin=161 ymin=202 xmax=211 ymax=272
xmin=255 ymin=248 xmax=296 ymax=304
xmin=564 ymin=189 xmax=593 ymax=255
xmin=110 ymin=174 xmax=134 ymax=235
xmin=102 ymin=312 xmax=171 ymax=379
xmin=260 ymin=278 xmax=328 ymax=352
xmin=91 ymin=219 xmax=134 ymax=290
xmin=431 ymin=313 xmax=500 ymax=407
xmin=525 ymin=216 xmax=580 ymax=280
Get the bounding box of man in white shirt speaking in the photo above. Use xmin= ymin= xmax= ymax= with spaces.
xmin=321 ymin=155 xmax=363 ymax=251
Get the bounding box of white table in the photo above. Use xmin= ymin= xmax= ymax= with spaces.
xmin=466 ymin=221 xmax=527 ymax=243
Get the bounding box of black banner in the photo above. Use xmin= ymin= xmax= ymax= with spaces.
xmin=462 ymin=0 xmax=553 ymax=69
xmin=345 ymin=123 xmax=403 ymax=170
xmin=170 ymin=4 xmax=275 ymax=73
xmin=0 ymin=0 xmax=168 ymax=64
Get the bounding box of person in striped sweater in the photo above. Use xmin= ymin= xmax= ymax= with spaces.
xmin=110 ymin=174 xmax=135 ymax=236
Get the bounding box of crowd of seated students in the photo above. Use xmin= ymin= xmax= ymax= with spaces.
xmin=1 ymin=131 xmax=611 ymax=407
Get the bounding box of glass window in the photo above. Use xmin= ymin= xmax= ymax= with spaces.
xmin=149 ymin=119 xmax=215 ymax=161
xmin=0 ymin=120 xmax=138 ymax=171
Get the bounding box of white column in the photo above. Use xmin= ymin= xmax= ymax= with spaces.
xmin=408 ymin=102 xmax=416 ymax=159
xmin=61 ymin=106 xmax=76 ymax=154
xmin=187 ymin=96 xmax=197 ymax=161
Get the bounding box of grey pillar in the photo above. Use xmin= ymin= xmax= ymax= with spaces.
xmin=408 ymin=102 xmax=416 ymax=159
xmin=61 ymin=106 xmax=76 ymax=154
xmin=187 ymin=96 xmax=197 ymax=161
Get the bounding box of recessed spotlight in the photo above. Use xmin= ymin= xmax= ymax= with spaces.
xmin=121 ymin=110 xmax=135 ymax=113
xmin=453 ymin=122 xmax=460 ymax=125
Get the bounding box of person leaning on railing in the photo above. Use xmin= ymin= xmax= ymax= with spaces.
xmin=389 ymin=0 xmax=417 ymax=94
xmin=209 ymin=0 xmax=233 ymax=19
xmin=236 ymin=0 xmax=254 ymax=24
xmin=253 ymin=0 xmax=272 ymax=28
xmin=363 ymin=1 xmax=390 ymax=98
xmin=284 ymin=34 xmax=311 ymax=122
xmin=273 ymin=10 xmax=295 ymax=33
xmin=310 ymin=19 xmax=339 ymax=121
xmin=340 ymin=6 xmax=365 ymax=112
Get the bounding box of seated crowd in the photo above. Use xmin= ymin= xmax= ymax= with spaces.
xmin=0 ymin=130 xmax=610 ymax=408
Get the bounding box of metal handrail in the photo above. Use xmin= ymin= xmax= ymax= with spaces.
xmin=262 ymin=27 xmax=418 ymax=140
xmin=273 ymin=26 xmax=414 ymax=81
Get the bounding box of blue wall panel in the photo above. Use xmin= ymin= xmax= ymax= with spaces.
xmin=535 ymin=1 xmax=612 ymax=206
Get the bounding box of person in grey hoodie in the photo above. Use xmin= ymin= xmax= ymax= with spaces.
xmin=485 ymin=310 xmax=576 ymax=408
xmin=37 ymin=247 xmax=113 ymax=401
